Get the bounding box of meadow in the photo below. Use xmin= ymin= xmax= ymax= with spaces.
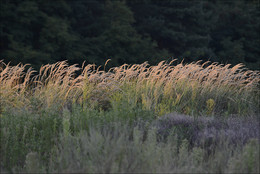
xmin=0 ymin=59 xmax=259 ymax=173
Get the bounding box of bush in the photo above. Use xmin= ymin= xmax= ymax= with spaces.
xmin=155 ymin=113 xmax=259 ymax=147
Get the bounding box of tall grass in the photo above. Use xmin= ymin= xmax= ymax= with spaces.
xmin=0 ymin=59 xmax=259 ymax=116
xmin=0 ymin=59 xmax=259 ymax=173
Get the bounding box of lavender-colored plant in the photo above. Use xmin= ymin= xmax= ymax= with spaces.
xmin=155 ymin=112 xmax=259 ymax=147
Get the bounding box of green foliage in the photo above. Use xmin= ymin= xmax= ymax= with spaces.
xmin=1 ymin=98 xmax=259 ymax=173
xmin=227 ymin=139 xmax=260 ymax=173
xmin=0 ymin=0 xmax=79 ymax=69
xmin=3 ymin=116 xmax=258 ymax=173
xmin=24 ymin=152 xmax=46 ymax=173
xmin=1 ymin=0 xmax=259 ymax=69
xmin=210 ymin=0 xmax=260 ymax=69
xmin=77 ymin=0 xmax=169 ymax=67
xmin=0 ymin=107 xmax=62 ymax=171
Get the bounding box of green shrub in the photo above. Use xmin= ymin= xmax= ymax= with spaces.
xmin=0 ymin=107 xmax=62 ymax=171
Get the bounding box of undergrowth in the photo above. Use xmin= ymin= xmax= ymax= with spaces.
xmin=0 ymin=107 xmax=259 ymax=173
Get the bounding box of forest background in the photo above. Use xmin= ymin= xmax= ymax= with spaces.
xmin=0 ymin=0 xmax=259 ymax=70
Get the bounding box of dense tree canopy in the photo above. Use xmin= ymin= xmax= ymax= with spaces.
xmin=0 ymin=0 xmax=259 ymax=69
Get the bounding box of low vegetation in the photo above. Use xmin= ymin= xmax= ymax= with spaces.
xmin=0 ymin=60 xmax=259 ymax=173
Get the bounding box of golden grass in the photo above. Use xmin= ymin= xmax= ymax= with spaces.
xmin=0 ymin=59 xmax=259 ymax=115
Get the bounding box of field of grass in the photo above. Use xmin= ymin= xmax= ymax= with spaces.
xmin=0 ymin=59 xmax=259 ymax=173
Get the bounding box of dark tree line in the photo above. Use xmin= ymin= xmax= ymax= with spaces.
xmin=0 ymin=0 xmax=259 ymax=69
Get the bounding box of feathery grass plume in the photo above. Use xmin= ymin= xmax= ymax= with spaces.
xmin=31 ymin=61 xmax=81 ymax=109
xmin=0 ymin=60 xmax=35 ymax=109
xmin=119 ymin=60 xmax=259 ymax=115
xmin=0 ymin=59 xmax=259 ymax=115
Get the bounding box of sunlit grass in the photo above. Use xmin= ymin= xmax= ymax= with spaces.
xmin=0 ymin=59 xmax=259 ymax=116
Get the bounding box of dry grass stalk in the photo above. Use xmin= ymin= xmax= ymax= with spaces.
xmin=0 ymin=59 xmax=259 ymax=113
